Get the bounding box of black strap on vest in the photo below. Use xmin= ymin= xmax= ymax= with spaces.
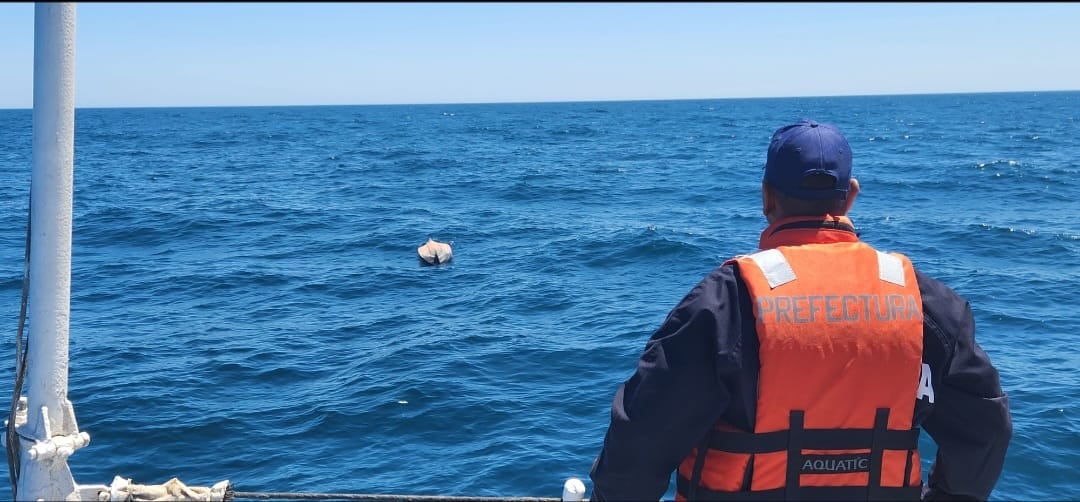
xmin=767 ymin=218 xmax=857 ymax=237
xmin=866 ymin=408 xmax=889 ymax=500
xmin=785 ymin=410 xmax=805 ymax=500
xmin=687 ymin=430 xmax=712 ymax=500
xmin=680 ymin=408 xmax=922 ymax=501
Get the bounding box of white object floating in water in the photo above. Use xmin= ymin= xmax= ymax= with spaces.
xmin=417 ymin=238 xmax=453 ymax=265
xmin=562 ymin=478 xmax=586 ymax=502
xmin=397 ymin=400 xmax=408 ymax=405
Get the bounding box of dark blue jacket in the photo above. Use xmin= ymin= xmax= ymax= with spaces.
xmin=589 ymin=257 xmax=1012 ymax=501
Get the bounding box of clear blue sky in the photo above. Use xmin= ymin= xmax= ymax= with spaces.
xmin=1 ymin=2 xmax=1078 ymax=109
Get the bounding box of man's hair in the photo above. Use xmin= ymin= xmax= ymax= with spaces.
xmin=766 ymin=173 xmax=848 ymax=216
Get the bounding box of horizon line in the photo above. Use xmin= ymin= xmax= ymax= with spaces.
xmin=1 ymin=88 xmax=1077 ymax=112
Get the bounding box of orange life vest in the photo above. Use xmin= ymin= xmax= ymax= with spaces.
xmin=677 ymin=219 xmax=925 ymax=501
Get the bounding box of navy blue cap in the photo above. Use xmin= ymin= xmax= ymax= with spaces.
xmin=764 ymin=119 xmax=852 ymax=200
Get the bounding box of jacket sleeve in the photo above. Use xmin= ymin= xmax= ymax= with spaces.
xmin=916 ymin=271 xmax=1013 ymax=501
xmin=589 ymin=265 xmax=745 ymax=501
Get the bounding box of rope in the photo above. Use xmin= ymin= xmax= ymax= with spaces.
xmin=6 ymin=194 xmax=32 ymax=499
xmin=227 ymin=491 xmax=570 ymax=502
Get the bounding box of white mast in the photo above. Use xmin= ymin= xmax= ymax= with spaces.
xmin=15 ymin=3 xmax=90 ymax=500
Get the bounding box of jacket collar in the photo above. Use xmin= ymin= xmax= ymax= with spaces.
xmin=758 ymin=214 xmax=859 ymax=250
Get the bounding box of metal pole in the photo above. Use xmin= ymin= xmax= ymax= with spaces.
xmin=17 ymin=3 xmax=87 ymax=500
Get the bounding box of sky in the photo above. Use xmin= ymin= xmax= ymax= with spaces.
xmin=0 ymin=2 xmax=1079 ymax=109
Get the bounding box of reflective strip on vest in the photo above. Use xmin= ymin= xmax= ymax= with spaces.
xmin=877 ymin=250 xmax=906 ymax=286
xmin=747 ymin=249 xmax=797 ymax=289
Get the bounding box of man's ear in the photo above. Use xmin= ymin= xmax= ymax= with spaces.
xmin=842 ymin=178 xmax=860 ymax=215
xmin=762 ymin=181 xmax=778 ymax=221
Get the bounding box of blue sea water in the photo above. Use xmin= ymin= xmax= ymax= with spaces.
xmin=0 ymin=92 xmax=1077 ymax=501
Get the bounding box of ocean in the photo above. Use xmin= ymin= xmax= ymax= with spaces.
xmin=0 ymin=92 xmax=1077 ymax=500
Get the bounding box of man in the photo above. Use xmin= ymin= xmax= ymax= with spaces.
xmin=589 ymin=119 xmax=1012 ymax=501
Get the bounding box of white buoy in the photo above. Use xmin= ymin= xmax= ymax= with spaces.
xmin=417 ymin=238 xmax=453 ymax=265
xmin=562 ymin=477 xmax=586 ymax=502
